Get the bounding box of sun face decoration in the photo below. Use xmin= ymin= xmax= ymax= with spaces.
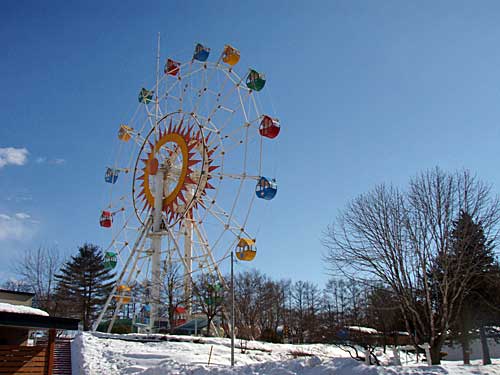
xmin=134 ymin=115 xmax=218 ymax=225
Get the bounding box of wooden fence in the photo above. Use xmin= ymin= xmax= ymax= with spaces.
xmin=0 ymin=345 xmax=49 ymax=374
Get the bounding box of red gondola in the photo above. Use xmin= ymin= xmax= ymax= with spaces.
xmin=165 ymin=59 xmax=180 ymax=76
xmin=259 ymin=115 xmax=280 ymax=139
xmin=100 ymin=211 xmax=113 ymax=228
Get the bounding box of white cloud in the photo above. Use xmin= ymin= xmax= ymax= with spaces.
xmin=0 ymin=212 xmax=36 ymax=241
xmin=51 ymin=158 xmax=66 ymax=165
xmin=35 ymin=156 xmax=66 ymax=166
xmin=14 ymin=213 xmax=30 ymax=220
xmin=5 ymin=194 xmax=32 ymax=202
xmin=0 ymin=147 xmax=28 ymax=168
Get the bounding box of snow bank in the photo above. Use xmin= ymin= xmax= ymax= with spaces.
xmin=141 ymin=357 xmax=381 ymax=375
xmin=443 ymin=339 xmax=500 ymax=361
xmin=74 ymin=332 xmax=500 ymax=374
xmin=0 ymin=302 xmax=48 ymax=316
xmin=71 ymin=333 xmax=86 ymax=375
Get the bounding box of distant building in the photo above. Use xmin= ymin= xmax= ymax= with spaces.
xmin=0 ymin=288 xmax=34 ymax=307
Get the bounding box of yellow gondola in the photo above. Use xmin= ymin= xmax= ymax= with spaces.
xmin=115 ymin=285 xmax=131 ymax=304
xmin=235 ymin=238 xmax=256 ymax=261
xmin=222 ymin=45 xmax=240 ymax=66
xmin=118 ymin=125 xmax=132 ymax=142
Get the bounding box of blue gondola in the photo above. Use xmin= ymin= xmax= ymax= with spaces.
xmin=255 ymin=177 xmax=277 ymax=200
xmin=193 ymin=43 xmax=210 ymax=62
xmin=105 ymin=167 xmax=119 ymax=184
xmin=138 ymin=88 xmax=154 ymax=104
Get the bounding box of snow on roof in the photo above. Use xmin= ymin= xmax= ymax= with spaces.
xmin=396 ymin=331 xmax=410 ymax=336
xmin=0 ymin=302 xmax=49 ymax=317
xmin=346 ymin=326 xmax=379 ymax=335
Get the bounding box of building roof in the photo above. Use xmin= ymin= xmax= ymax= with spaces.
xmin=0 ymin=311 xmax=79 ymax=330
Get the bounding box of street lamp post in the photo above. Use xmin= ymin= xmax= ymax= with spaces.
xmin=231 ymin=251 xmax=235 ymax=367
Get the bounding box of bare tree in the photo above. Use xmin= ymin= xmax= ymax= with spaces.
xmin=323 ymin=278 xmax=349 ymax=329
xmin=345 ymin=279 xmax=363 ymax=325
xmin=14 ymin=246 xmax=62 ymax=314
xmin=258 ymin=278 xmax=284 ymax=340
xmin=323 ymin=168 xmax=500 ymax=364
xmin=2 ymin=279 xmax=31 ymax=292
xmin=303 ymin=281 xmax=321 ymax=341
xmin=161 ymin=261 xmax=190 ymax=332
xmin=291 ymin=281 xmax=308 ymax=343
xmin=193 ymin=274 xmax=225 ymax=336
xmin=233 ymin=269 xmax=266 ymax=340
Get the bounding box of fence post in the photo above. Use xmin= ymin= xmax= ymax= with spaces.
xmin=46 ymin=328 xmax=56 ymax=375
xmin=392 ymin=346 xmax=401 ymax=365
xmin=208 ymin=345 xmax=214 ymax=365
xmin=422 ymin=343 xmax=431 ymax=366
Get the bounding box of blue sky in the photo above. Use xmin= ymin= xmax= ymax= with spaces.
xmin=2 ymin=1 xmax=500 ymax=287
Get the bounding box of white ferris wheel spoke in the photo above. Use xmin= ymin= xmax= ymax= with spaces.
xmin=199 ymin=194 xmax=251 ymax=238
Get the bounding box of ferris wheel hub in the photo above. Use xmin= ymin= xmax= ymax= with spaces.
xmin=133 ymin=113 xmax=218 ymax=227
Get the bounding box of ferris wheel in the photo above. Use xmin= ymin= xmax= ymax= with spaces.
xmin=93 ymin=42 xmax=280 ymax=332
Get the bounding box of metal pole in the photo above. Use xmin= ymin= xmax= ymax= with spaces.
xmin=231 ymin=251 xmax=235 ymax=367
xmin=155 ymin=32 xmax=160 ymax=121
xmin=183 ymin=213 xmax=193 ymax=317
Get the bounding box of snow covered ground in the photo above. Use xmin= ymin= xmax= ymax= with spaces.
xmin=73 ymin=332 xmax=500 ymax=374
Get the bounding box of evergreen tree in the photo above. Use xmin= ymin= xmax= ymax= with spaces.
xmin=55 ymin=243 xmax=115 ymax=330
xmin=448 ymin=211 xmax=500 ymax=365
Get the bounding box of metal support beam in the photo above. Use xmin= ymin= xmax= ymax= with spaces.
xmin=183 ymin=216 xmax=193 ymax=316
xmin=150 ymin=167 xmax=165 ymax=332
xmin=92 ymin=221 xmax=150 ymax=332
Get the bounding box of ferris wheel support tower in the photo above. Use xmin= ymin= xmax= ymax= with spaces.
xmin=183 ymin=213 xmax=193 ymax=316
xmin=149 ymin=164 xmax=165 ymax=331
xmin=148 ymin=33 xmax=164 ymax=332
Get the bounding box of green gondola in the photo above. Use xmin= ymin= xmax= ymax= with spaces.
xmin=246 ymin=69 xmax=266 ymax=91
xmin=104 ymin=251 xmax=117 ymax=270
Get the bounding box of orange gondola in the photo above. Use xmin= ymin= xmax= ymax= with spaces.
xmin=118 ymin=125 xmax=132 ymax=141
xmin=115 ymin=285 xmax=132 ymax=304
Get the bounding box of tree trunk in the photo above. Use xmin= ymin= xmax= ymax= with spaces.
xmin=430 ymin=344 xmax=442 ymax=365
xmin=460 ymin=333 xmax=470 ymax=365
xmin=479 ymin=325 xmax=491 ymax=365
xmin=206 ymin=317 xmax=212 ymax=336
